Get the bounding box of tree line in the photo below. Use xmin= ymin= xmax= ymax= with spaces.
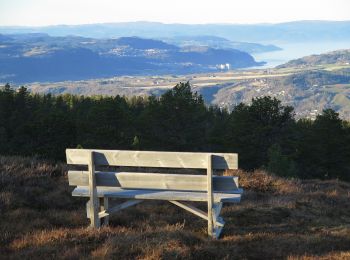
xmin=0 ymin=82 xmax=349 ymax=181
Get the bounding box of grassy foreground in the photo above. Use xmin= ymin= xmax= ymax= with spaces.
xmin=0 ymin=156 xmax=350 ymax=259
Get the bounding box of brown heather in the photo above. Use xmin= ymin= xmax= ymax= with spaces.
xmin=0 ymin=156 xmax=350 ymax=259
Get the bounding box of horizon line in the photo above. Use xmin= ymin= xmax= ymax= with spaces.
xmin=1 ymin=19 xmax=350 ymax=28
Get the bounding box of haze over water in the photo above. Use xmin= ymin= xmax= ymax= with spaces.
xmin=252 ymin=41 xmax=350 ymax=68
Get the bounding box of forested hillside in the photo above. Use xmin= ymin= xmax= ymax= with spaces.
xmin=1 ymin=82 xmax=349 ymax=180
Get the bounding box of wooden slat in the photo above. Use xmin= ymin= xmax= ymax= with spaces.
xmin=66 ymin=149 xmax=238 ymax=170
xmin=68 ymin=171 xmax=239 ymax=192
xmin=72 ymin=186 xmax=242 ymax=203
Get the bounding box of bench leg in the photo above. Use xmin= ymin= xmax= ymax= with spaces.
xmin=207 ymin=154 xmax=214 ymax=238
xmin=86 ymin=199 xmax=101 ymax=228
xmin=169 ymin=200 xmax=225 ymax=239
xmin=212 ymin=202 xmax=224 ymax=239
xmin=208 ymin=217 xmax=213 ymax=238
xmin=100 ymin=197 xmax=109 ymax=226
xmin=208 ymin=204 xmax=216 ymax=238
xmin=88 ymin=151 xmax=100 ymax=228
xmin=89 ymin=196 xmax=100 ymax=228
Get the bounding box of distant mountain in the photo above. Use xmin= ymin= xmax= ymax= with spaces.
xmin=277 ymin=49 xmax=350 ymax=68
xmin=1 ymin=21 xmax=350 ymax=42
xmin=160 ymin=35 xmax=281 ymax=53
xmin=115 ymin=37 xmax=177 ymax=50
xmin=0 ymin=34 xmax=13 ymax=41
xmin=0 ymin=34 xmax=262 ymax=83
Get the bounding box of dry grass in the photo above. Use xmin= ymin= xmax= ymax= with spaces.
xmin=1 ymin=156 xmax=350 ymax=259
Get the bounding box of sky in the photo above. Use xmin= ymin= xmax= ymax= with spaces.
xmin=0 ymin=0 xmax=349 ymax=26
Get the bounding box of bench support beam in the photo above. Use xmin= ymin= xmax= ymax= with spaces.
xmin=99 ymin=197 xmax=109 ymax=226
xmin=169 ymin=200 xmax=208 ymax=221
xmin=169 ymin=201 xmax=225 ymax=230
xmin=98 ymin=199 xmax=143 ymax=218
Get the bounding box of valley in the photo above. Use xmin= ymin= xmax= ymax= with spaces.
xmin=25 ymin=59 xmax=350 ymax=119
xmin=1 ymin=24 xmax=350 ymax=120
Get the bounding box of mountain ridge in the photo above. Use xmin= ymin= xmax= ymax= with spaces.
xmin=1 ymin=20 xmax=350 ymax=42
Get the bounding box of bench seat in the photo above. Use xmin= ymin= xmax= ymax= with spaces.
xmin=72 ymin=186 xmax=243 ymax=203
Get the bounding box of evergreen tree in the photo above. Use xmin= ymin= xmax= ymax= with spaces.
xmin=296 ymin=109 xmax=350 ymax=180
xmin=227 ymin=96 xmax=295 ymax=170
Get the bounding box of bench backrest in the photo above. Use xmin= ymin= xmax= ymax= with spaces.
xmin=66 ymin=149 xmax=239 ymax=192
xmin=66 ymin=149 xmax=238 ymax=170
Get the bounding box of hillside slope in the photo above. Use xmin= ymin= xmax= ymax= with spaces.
xmin=210 ymin=69 xmax=350 ymax=119
xmin=277 ymin=49 xmax=350 ymax=68
xmin=1 ymin=156 xmax=349 ymax=259
xmin=24 ymin=64 xmax=350 ymax=119
xmin=160 ymin=35 xmax=281 ymax=53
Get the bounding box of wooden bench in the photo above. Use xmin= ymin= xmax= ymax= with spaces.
xmin=66 ymin=149 xmax=242 ymax=238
